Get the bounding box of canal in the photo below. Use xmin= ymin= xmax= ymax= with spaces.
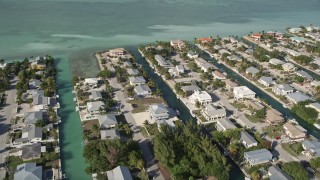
xmin=130 ymin=47 xmax=245 ymax=180
xmin=55 ymin=56 xmax=90 ymax=179
xmin=197 ymin=49 xmax=320 ymax=139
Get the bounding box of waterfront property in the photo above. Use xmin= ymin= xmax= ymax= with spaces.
xmin=98 ymin=114 xmax=118 ymax=129
xmin=268 ymin=165 xmax=292 ymax=180
xmin=233 ymin=86 xmax=256 ymax=100
xmin=258 ymin=76 xmax=274 ymax=87
xmin=286 ymin=92 xmax=312 ymax=104
xmin=216 ymin=118 xmax=237 ymax=131
xmin=129 ymin=76 xmax=146 ymax=86
xmin=302 ymin=140 xmax=320 ymax=157
xmin=201 ymin=103 xmax=226 ymax=123
xmin=14 ymin=163 xmax=42 ymax=180
xmin=272 ymin=84 xmax=294 ymax=96
xmin=189 ymin=90 xmax=212 ymax=105
xmin=265 ymin=109 xmax=284 ymax=125
xmin=283 ymin=122 xmax=307 ymax=142
xmin=240 ymin=131 xmax=258 ymax=148
xmin=134 ymin=85 xmax=152 ymax=97
xmin=244 ymin=148 xmax=273 ymax=166
xmin=149 ymin=104 xmax=170 ymax=120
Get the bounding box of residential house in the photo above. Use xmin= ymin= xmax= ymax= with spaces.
xmin=14 ymin=163 xmax=42 ymax=180
xmin=201 ymin=103 xmax=226 ymax=123
xmin=268 ymin=166 xmax=293 ymax=180
xmin=134 ymin=85 xmax=152 ymax=97
xmin=149 ymin=104 xmax=169 ymax=120
xmin=213 ymin=45 xmax=222 ymax=50
xmin=290 ymin=36 xmax=305 ymax=43
xmin=154 ymin=55 xmax=170 ymax=67
xmin=197 ymin=37 xmax=213 ymax=44
xmin=244 ymin=148 xmax=273 ymax=166
xmin=103 ymin=48 xmax=132 ymax=60
xmin=128 ymin=76 xmax=146 ymax=86
xmin=245 ymin=100 xmax=264 ymax=110
xmin=189 ymin=90 xmax=212 ymax=105
xmin=31 ymin=57 xmax=46 ymax=70
xmin=282 ymin=63 xmax=296 ymax=72
xmin=106 ymin=166 xmax=133 ymax=180
xmin=169 ymin=65 xmax=185 ymax=77
xmin=187 ymin=50 xmax=198 ymax=59
xmin=311 ymin=80 xmax=320 ymax=87
xmin=266 ymin=109 xmax=284 ymax=125
xmin=283 ymin=122 xmax=307 ymax=142
xmin=87 ymin=101 xmax=105 ymax=115
xmin=302 ymin=140 xmax=320 ymax=157
xmin=212 ymin=70 xmax=226 ymax=80
xmin=233 ymin=86 xmax=256 ymax=100
xmin=180 ymin=85 xmax=201 ymax=96
xmin=286 ymin=49 xmax=301 ymax=57
xmin=24 ymin=111 xmax=44 ymax=126
xmin=28 ymin=79 xmax=41 ymax=89
xmin=89 ymin=90 xmax=103 ymax=101
xmin=227 ymin=55 xmax=242 ymax=62
xmin=123 ymin=61 xmax=132 ymax=68
xmin=0 ymin=62 xmax=7 ymax=69
xmin=269 ymin=58 xmax=284 ymax=66
xmin=21 ymin=143 xmax=42 ymax=160
xmin=216 ymin=119 xmax=236 ymax=131
xmin=286 ymin=92 xmax=311 ymax=104
xmin=170 ymin=40 xmax=186 ymax=50
xmin=296 ymin=70 xmax=314 ymax=81
xmin=194 ymin=58 xmax=215 ymax=72
xmin=245 ymin=48 xmax=254 ymax=55
xmin=288 ymin=28 xmax=302 ymax=33
xmin=258 ymin=76 xmax=273 ymax=87
xmin=246 ymin=66 xmax=260 ymax=77
xmin=306 ymin=102 xmax=320 ymax=113
xmin=272 ymin=84 xmax=294 ymax=96
xmin=127 ymin=68 xmax=139 ymax=76
xmin=219 ymin=49 xmax=231 ymax=56
xmin=98 ymin=114 xmax=118 ymax=129
xmin=240 ymin=132 xmax=258 ymax=148
xmin=15 ymin=126 xmax=43 ymax=144
xmin=100 ymin=129 xmax=120 ymax=140
xmin=251 ymin=33 xmax=262 ymax=41
xmin=84 ymin=78 xmax=99 ymax=86
xmin=156 ymin=119 xmax=176 ymax=130
xmin=32 ymin=95 xmax=50 ymax=109
xmin=224 ymin=79 xmax=238 ymax=91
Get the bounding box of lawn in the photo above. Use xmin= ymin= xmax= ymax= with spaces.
xmin=245 ymin=114 xmax=264 ymax=123
xmin=231 ymin=102 xmax=247 ymax=110
xmin=128 ymin=97 xmax=165 ymax=113
xmin=262 ymin=125 xmax=284 ymax=139
xmin=145 ymin=123 xmax=159 ymax=136
xmin=193 ymin=110 xmax=206 ymax=123
xmin=281 ymin=142 xmax=304 ymax=156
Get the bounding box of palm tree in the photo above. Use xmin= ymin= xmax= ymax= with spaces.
xmin=228 ymin=143 xmax=238 ymax=156
xmin=143 ymin=120 xmax=149 ymax=127
xmin=92 ymin=124 xmax=99 ymax=135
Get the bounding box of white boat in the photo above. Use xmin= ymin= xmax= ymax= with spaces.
xmin=283 ymin=104 xmax=288 ymax=108
xmin=176 ymin=110 xmax=180 ymax=116
xmin=288 ymin=118 xmax=298 ymax=124
xmin=56 ymin=95 xmax=59 ymax=98
xmin=75 ymin=107 xmax=79 ymax=112
xmin=73 ymin=97 xmax=77 ymax=102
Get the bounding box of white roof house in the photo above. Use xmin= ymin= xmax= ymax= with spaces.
xmin=240 ymin=131 xmax=258 ymax=148
xmin=187 ymin=50 xmax=198 ymax=59
xmin=227 ymin=55 xmax=242 ymax=62
xmin=272 ymin=84 xmax=294 ymax=96
xmin=87 ymin=101 xmax=105 ymax=114
xmin=302 ymin=140 xmax=320 ymax=157
xmin=134 ymin=85 xmax=152 ymax=97
xmin=269 ymin=58 xmax=284 ymax=66
xmin=154 ymin=55 xmax=170 ymax=67
xmin=246 ymin=66 xmax=259 ymax=76
xmin=212 ymin=70 xmax=226 ymax=80
xmin=127 ymin=68 xmax=139 ymax=76
xmin=258 ymin=76 xmax=273 ymax=87
xmin=100 ymin=129 xmax=120 ymax=140
xmin=194 ymin=58 xmax=215 ymax=72
xmin=98 ymin=114 xmax=118 ymax=129
xmin=84 ymin=78 xmax=99 ymax=86
xmin=283 ymin=122 xmax=307 ymax=142
xmin=282 ymin=63 xmax=296 ymax=72
xmin=288 ymin=27 xmax=301 ymax=33
xmin=296 ymin=70 xmax=313 ymax=81
xmin=128 ymin=76 xmax=146 ymax=86
xmin=201 ymin=103 xmax=226 ymax=123
xmin=233 ymin=86 xmax=256 ymax=100
xmin=244 ymin=148 xmax=273 ymax=166
xmin=219 ymin=49 xmax=231 ymax=55
xmin=216 ymin=119 xmax=236 ymax=131
xmin=286 ymin=92 xmax=311 ymax=104
xmin=0 ymin=62 xmax=7 ymax=69
xmin=106 ymin=166 xmax=132 ymax=180
xmin=170 ymin=39 xmax=186 ymax=50
xmin=189 ymin=90 xmax=212 ymax=105
xmin=149 ymin=104 xmax=169 ymax=120
xmin=14 ymin=163 xmax=42 ymax=180
xmin=268 ymin=166 xmax=292 ymax=180
xmin=89 ymin=90 xmax=102 ymax=101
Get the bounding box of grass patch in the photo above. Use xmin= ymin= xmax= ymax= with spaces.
xmin=281 ymin=143 xmax=304 ymax=156
xmin=231 ymin=102 xmax=247 ymax=110
xmin=262 ymin=125 xmax=284 ymax=139
xmin=140 ymin=127 xmax=149 ymax=138
xmin=193 ymin=110 xmax=207 ymax=123
xmin=145 ymin=123 xmax=159 ymax=136
xmin=128 ymin=97 xmax=165 ymax=113
xmin=245 ymin=114 xmax=264 ymax=123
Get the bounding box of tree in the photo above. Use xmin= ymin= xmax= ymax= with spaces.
xmin=92 ymin=124 xmax=99 ymax=135
xmin=35 ymin=119 xmax=45 ymax=127
xmin=255 ymin=109 xmax=266 ymax=119
xmin=282 ymin=162 xmax=308 ymax=180
xmin=195 ymin=101 xmax=201 ymax=108
xmin=250 ymin=171 xmax=261 ymax=180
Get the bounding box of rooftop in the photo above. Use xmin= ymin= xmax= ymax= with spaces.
xmin=240 ymin=132 xmax=258 ymax=145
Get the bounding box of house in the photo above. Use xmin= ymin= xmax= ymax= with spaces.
xmin=224 ymin=79 xmax=238 ymax=91
xmin=306 ymin=102 xmax=320 ymax=113
xmin=233 ymin=86 xmax=256 ymax=100
xmin=258 ymin=76 xmax=273 ymax=87
xmin=219 ymin=49 xmax=231 ymax=56
xmin=100 ymin=129 xmax=120 ymax=140
xmin=213 ymin=45 xmax=222 ymax=50
xmin=89 ymin=90 xmax=103 ymax=101
xmin=290 ymin=36 xmax=305 ymax=43
xmin=15 ymin=126 xmax=43 ymax=144
xmin=246 ymin=66 xmax=259 ymax=76
xmin=288 ymin=28 xmax=301 ymax=33
xmin=212 ymin=70 xmax=226 ymax=80
xmin=127 ymin=68 xmax=139 ymax=76
xmin=302 ymin=140 xmax=320 ymax=157
xmin=296 ymin=70 xmax=313 ymax=81
xmin=244 ymin=149 xmax=273 ymax=166
xmin=108 ymin=48 xmax=127 ymax=57
xmin=84 ymin=78 xmax=99 ymax=86
xmin=311 ymin=80 xmax=320 ymax=87
xmin=123 ymin=61 xmax=132 ymax=67
xmin=275 ymin=32 xmax=284 ymax=40
xmin=31 ymin=57 xmax=46 ymax=70
xmin=194 ymin=58 xmax=215 ymax=72
xmin=197 ymin=37 xmax=213 ymax=44
xmin=28 ymin=79 xmax=41 ymax=89
xmin=149 ymin=104 xmax=169 ymax=120
xmin=283 ymin=122 xmax=307 ymax=141
xmin=266 ymin=109 xmax=284 ymax=125
xmin=282 ymin=63 xmax=296 ymax=72
xmin=216 ymin=119 xmax=236 ymax=131
xmin=170 ymin=39 xmax=186 ymax=50
xmin=156 ymin=119 xmax=176 ymax=130
xmin=98 ymin=114 xmax=117 ymax=129
xmin=269 ymin=58 xmax=284 ymax=66
xmin=245 ymin=100 xmax=264 ymax=110
xmin=0 ymin=62 xmax=7 ymax=69
xmin=14 ymin=163 xmax=42 ymax=180
xmin=286 ymin=49 xmax=301 ymax=57
xmin=201 ymin=103 xmax=226 ymax=122
xmin=227 ymin=55 xmax=242 ymax=62
xmin=272 ymin=84 xmax=294 ymax=96
xmin=187 ymin=50 xmax=198 ymax=59
xmin=154 ymin=55 xmax=170 ymax=67
xmin=180 ymin=85 xmax=201 ymax=96
xmin=240 ymin=132 xmax=258 ymax=148
xmin=128 ymin=76 xmax=146 ymax=86
xmin=24 ymin=111 xmax=44 ymax=125
xmin=134 ymin=85 xmax=152 ymax=97
xmin=106 ymin=166 xmax=132 ymax=180
xmin=268 ymin=166 xmax=293 ymax=180
xmin=189 ymin=90 xmax=212 ymax=105
xmin=21 ymin=143 xmax=42 ymax=160
xmin=251 ymin=33 xmax=262 ymax=41
xmin=32 ymin=95 xmax=50 ymax=109
xmin=286 ymin=92 xmax=311 ymax=104
xmin=169 ymin=65 xmax=185 ymax=77
xmin=245 ymin=48 xmax=254 ymax=55
xmin=87 ymin=101 xmax=105 ymax=115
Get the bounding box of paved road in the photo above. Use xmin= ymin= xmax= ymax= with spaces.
xmin=108 ymin=77 xmax=165 ymax=180
xmin=0 ymin=78 xmax=17 ymax=178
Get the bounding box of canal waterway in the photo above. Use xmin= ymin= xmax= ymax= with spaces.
xmin=130 ymin=47 xmax=245 ymax=180
xmin=198 ymin=49 xmax=320 ymax=139
xmin=55 ymin=56 xmax=90 ymax=179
